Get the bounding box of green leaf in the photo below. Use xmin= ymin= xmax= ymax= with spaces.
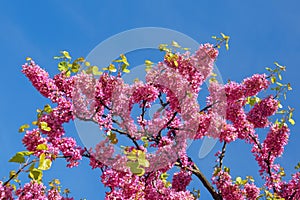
xmin=224 ymin=166 xmax=230 ymax=173
xmin=107 ymin=131 xmax=118 ymax=144
xmin=126 ymin=151 xmax=137 ymax=161
xmin=9 ymin=170 xmax=17 ymax=179
xmin=265 ymin=67 xmax=272 ymax=71
xmin=288 ymin=118 xmax=295 ymax=125
xmin=29 ymin=168 xmax=43 ymax=181
xmin=60 ymin=51 xmax=71 ymax=59
xmin=53 ymin=56 xmax=63 ymax=60
xmin=9 ymin=151 xmax=33 ymax=163
xmin=271 ymin=76 xmax=276 ymax=84
xmin=36 ymin=144 xmax=48 ymax=150
xmin=43 ymin=104 xmax=52 ymax=113
xmin=66 ymin=70 xmax=71 ymax=77
xmin=246 ymin=176 xmax=255 ymax=182
xmin=19 ymin=151 xmax=34 ymax=156
xmin=126 ymin=161 xmax=145 ymax=176
xmin=122 ymin=68 xmax=130 ymax=73
xmin=287 ymin=83 xmax=292 ymax=90
xmin=160 ymin=172 xmax=169 ymax=180
xmin=103 ymin=64 xmax=117 ymax=72
xmin=158 ymin=44 xmax=169 ymax=52
xmin=75 ymin=57 xmax=85 ymax=63
xmin=29 ymin=162 xmax=35 ymax=171
xmin=145 ymin=60 xmax=153 ymax=67
xmin=138 ymin=157 xmax=150 ymax=168
xmin=295 ymin=162 xmax=300 ymax=170
xmin=40 ymin=122 xmax=51 ymax=132
xmin=19 ymin=124 xmax=30 ymax=133
xmin=274 ymin=62 xmax=286 ymax=71
xmin=174 ymin=60 xmax=179 ymax=67
xmin=220 ymin=32 xmax=230 ymax=40
xmin=235 ymin=176 xmax=242 ymax=184
xmin=277 ymin=110 xmax=286 ymax=114
xmin=84 ymin=61 xmax=91 ymax=67
xmin=225 ymin=43 xmax=229 ymax=50
xmin=141 ymin=136 xmax=149 ymax=148
xmin=120 ymin=54 xmax=129 ymax=66
xmin=171 ymin=41 xmax=181 ymax=48
xmin=276 ymin=82 xmax=283 ymax=86
xmin=38 ymin=153 xmax=52 ymax=170
xmin=121 ymin=64 xmax=130 ymax=73
xmin=71 ymin=63 xmax=80 ymax=73
xmin=91 ymin=66 xmax=102 ymax=75
xmin=58 ymin=61 xmax=68 ymax=72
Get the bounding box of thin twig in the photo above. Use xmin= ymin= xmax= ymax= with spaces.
xmin=218 ymin=142 xmax=227 ymax=169
xmin=3 ymin=159 xmax=36 ymax=186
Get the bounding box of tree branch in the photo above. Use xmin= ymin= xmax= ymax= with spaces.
xmin=176 ymin=159 xmax=222 ymax=200
xmin=218 ymin=142 xmax=227 ymax=169
xmin=3 ymin=159 xmax=36 ymax=186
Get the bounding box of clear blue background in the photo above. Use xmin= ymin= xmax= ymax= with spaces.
xmin=0 ymin=1 xmax=299 ymax=199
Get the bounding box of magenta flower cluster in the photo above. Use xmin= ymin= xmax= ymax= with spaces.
xmin=1 ymin=42 xmax=298 ymax=199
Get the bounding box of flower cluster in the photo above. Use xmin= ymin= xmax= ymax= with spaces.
xmin=279 ymin=172 xmax=300 ymax=199
xmin=247 ymin=96 xmax=278 ymax=128
xmin=243 ymin=73 xmax=270 ymax=97
xmin=22 ymin=61 xmax=63 ymax=103
xmin=212 ymin=170 xmax=260 ymax=200
xmin=16 ymin=41 xmax=297 ymax=200
xmin=0 ymin=181 xmax=13 ymax=200
xmin=15 ymin=181 xmax=46 ymax=200
xmin=172 ymin=170 xmax=192 ymax=191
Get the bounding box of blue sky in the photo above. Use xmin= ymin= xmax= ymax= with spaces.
xmin=0 ymin=1 xmax=299 ymax=199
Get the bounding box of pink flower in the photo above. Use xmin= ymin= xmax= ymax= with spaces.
xmin=244 ymin=183 xmax=260 ymax=200
xmin=172 ymin=170 xmax=192 ymax=191
xmin=16 ymin=181 xmax=47 ymax=200
xmin=22 ymin=129 xmax=47 ymax=152
xmin=130 ymin=81 xmax=159 ymax=108
xmin=0 ymin=181 xmax=13 ymax=200
xmin=263 ymin=123 xmax=289 ymax=158
xmin=243 ymin=74 xmax=270 ymax=97
xmin=247 ymin=96 xmax=278 ymax=128
xmin=22 ymin=61 xmax=63 ymax=103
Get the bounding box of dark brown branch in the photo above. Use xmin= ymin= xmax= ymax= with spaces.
xmin=200 ymin=101 xmax=220 ymax=113
xmin=176 ymin=159 xmax=222 ymax=200
xmin=3 ymin=159 xmax=36 ymax=186
xmin=141 ymin=100 xmax=147 ymax=121
xmin=218 ymin=142 xmax=227 ymax=169
xmin=110 ymin=128 xmax=140 ymax=150
xmin=248 ymin=134 xmax=277 ymax=193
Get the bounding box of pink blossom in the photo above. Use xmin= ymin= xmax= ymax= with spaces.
xmin=279 ymin=172 xmax=300 ymax=199
xmin=244 ymin=183 xmax=260 ymax=200
xmin=22 ymin=129 xmax=47 ymax=152
xmin=22 ymin=61 xmax=63 ymax=103
xmin=47 ymin=189 xmax=62 ymax=200
xmin=172 ymin=170 xmax=192 ymax=191
xmin=0 ymin=181 xmax=13 ymax=200
xmin=243 ymin=74 xmax=270 ymax=97
xmin=263 ymin=123 xmax=289 ymax=158
xmin=16 ymin=181 xmax=47 ymax=200
xmin=247 ymin=96 xmax=278 ymax=128
xmin=130 ymin=81 xmax=159 ymax=108
xmin=224 ymin=81 xmax=245 ymax=102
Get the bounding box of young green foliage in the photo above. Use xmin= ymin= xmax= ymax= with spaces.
xmin=9 ymin=151 xmax=33 ymax=164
